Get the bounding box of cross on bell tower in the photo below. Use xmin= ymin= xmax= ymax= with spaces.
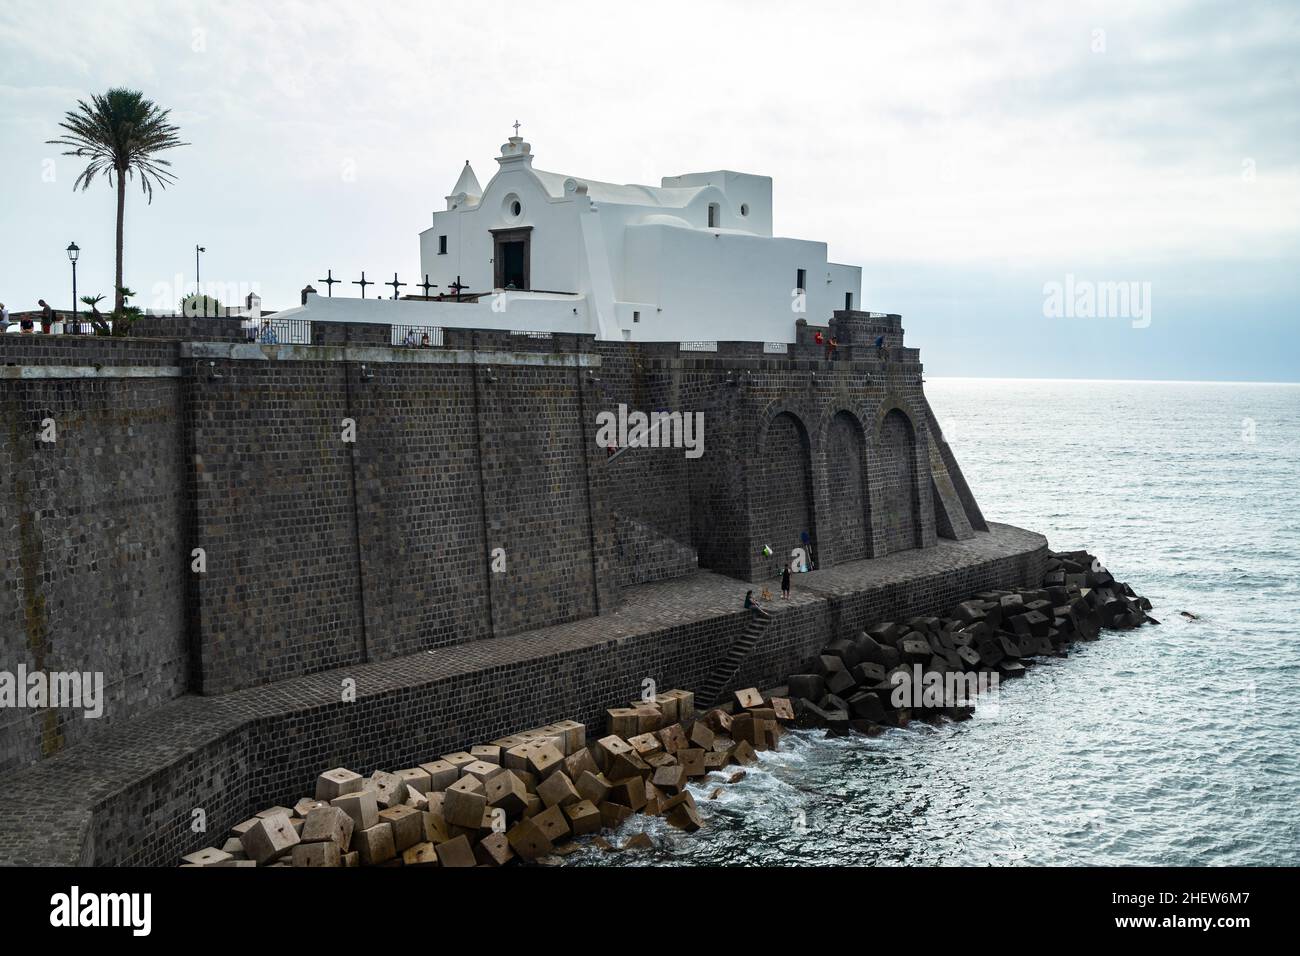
xmin=318 ymin=269 xmax=340 ymax=297
xmin=513 ymin=119 xmax=521 ymax=137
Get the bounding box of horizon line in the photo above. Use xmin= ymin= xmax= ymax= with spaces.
xmin=926 ymin=375 xmax=1300 ymax=387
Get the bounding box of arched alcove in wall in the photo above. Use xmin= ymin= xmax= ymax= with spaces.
xmin=878 ymin=407 xmax=921 ymax=553
xmin=760 ymin=410 xmax=816 ymax=571
xmin=824 ymin=409 xmax=870 ymax=562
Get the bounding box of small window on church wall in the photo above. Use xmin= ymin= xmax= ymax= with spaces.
xmin=707 ymin=203 xmax=720 ymax=228
xmin=796 ymin=268 xmax=807 ymax=293
xmin=511 ymin=200 xmax=522 ymax=216
xmin=633 ymin=311 xmax=640 ymax=323
xmin=740 ymin=203 xmax=749 ymax=217
xmin=438 ymin=235 xmax=447 ymax=255
xmin=845 ymin=292 xmax=853 ymax=310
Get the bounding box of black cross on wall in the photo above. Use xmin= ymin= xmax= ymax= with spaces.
xmin=353 ymin=271 xmax=373 ymax=298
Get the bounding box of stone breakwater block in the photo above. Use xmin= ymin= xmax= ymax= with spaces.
xmin=443 ymin=779 xmax=488 ymax=828
xmin=507 ymin=818 xmax=554 ymax=861
xmin=551 ymin=719 xmax=586 ymax=754
xmin=379 ymin=805 xmax=423 ymax=852
xmin=848 ymin=691 xmax=886 ymax=722
xmin=402 ymin=842 xmax=440 ymax=867
xmin=900 ymin=635 xmax=931 ymax=663
xmin=609 ymin=775 xmax=648 ymax=811
xmin=396 ymin=768 xmax=432 ymax=794
xmin=770 ymin=697 xmax=795 ymax=721
xmin=406 ymin=789 xmax=429 ymax=811
xmin=595 ymin=734 xmax=633 ymax=769
xmin=419 ymin=760 xmax=460 ymax=792
xmin=855 ymin=634 xmax=888 ymax=665
xmin=532 ymin=804 xmax=572 ymax=843
xmin=632 ymin=704 xmax=664 ymax=734
xmin=678 ymin=748 xmax=707 ymax=777
xmin=366 ymin=771 xmax=409 ymax=809
xmin=342 ymin=852 xmax=359 ymax=868
xmin=787 ymin=674 xmax=825 ymax=701
xmin=486 ymin=770 xmax=529 ymax=816
xmin=734 ymin=688 xmax=764 ymax=709
xmin=528 ymin=743 xmax=565 ymax=779
xmin=576 ymin=770 xmax=613 ymax=805
xmin=701 ymin=708 xmax=734 ymax=733
xmin=732 ymin=740 xmax=757 ymax=765
xmin=653 ymin=764 xmax=686 ymax=793
xmin=564 ymin=747 xmax=600 ymax=782
xmin=462 ymin=759 xmax=503 ymax=784
xmin=241 ymin=812 xmax=300 ymax=865
xmin=291 ymin=841 xmax=341 ymax=868
xmin=474 ymin=832 xmax=514 ymax=866
xmin=654 ymin=694 xmax=680 ymax=724
xmin=437 ymin=835 xmax=477 ymax=868
xmin=537 ymin=770 xmax=581 ymax=809
xmin=301 ymin=805 xmax=354 ymax=850
xmin=867 ymin=622 xmax=902 ymax=646
xmin=662 ymin=791 xmax=703 ymax=832
xmin=315 ymin=768 xmax=363 ymax=802
xmin=504 ymin=743 xmax=538 ymax=774
xmin=825 ymin=638 xmax=861 ymax=669
xmin=293 ymin=797 xmax=328 ymax=818
xmin=442 ymin=752 xmax=476 ymax=771
xmin=600 ymin=801 xmax=634 ymax=829
xmin=665 ymin=689 xmax=695 ymax=721
xmin=181 ymin=847 xmax=231 ymax=866
xmin=257 ymin=805 xmax=294 ymax=819
xmin=565 ymin=800 xmax=602 ymax=836
xmin=629 ymin=732 xmax=664 ymax=758
xmin=657 ymin=724 xmax=689 ymax=754
xmin=470 ymin=744 xmax=502 ymax=765
xmin=355 ymin=823 xmax=396 ymax=865
xmin=690 ymin=721 xmax=716 ymax=751
xmin=851 ymin=663 xmax=886 ymax=686
xmin=422 ymin=808 xmax=454 ymax=845
xmin=331 ymin=790 xmax=379 ymax=832
xmin=230 ymin=818 xmax=259 ymax=838
xmin=607 ymin=708 xmax=641 ymax=739
xmin=608 ymin=749 xmax=650 ymax=781
xmin=220 ymin=838 xmax=246 ymax=858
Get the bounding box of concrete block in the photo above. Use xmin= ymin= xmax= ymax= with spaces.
xmin=677 ymin=748 xmax=707 ymax=777
xmin=734 ymin=687 xmax=764 ymax=709
xmin=643 ymin=781 xmax=664 ymax=815
xmin=405 ymin=789 xmax=429 ymax=811
xmin=220 ymin=837 xmax=246 ymax=858
xmin=485 ymin=770 xmax=529 ymax=817
xmin=528 ymin=743 xmax=565 ymax=779
xmin=181 ymin=847 xmax=231 ymax=866
xmin=379 ymin=805 xmax=423 ymax=852
xmin=563 ymin=746 xmax=600 ymax=782
xmin=230 ymin=817 xmax=259 ymax=838
xmin=301 ymin=805 xmax=355 ymax=850
xmin=629 ymin=732 xmax=664 ymax=758
xmin=475 ymin=832 xmax=515 ymax=866
xmin=331 ymin=790 xmax=379 ymax=832
xmin=521 ymin=792 xmax=543 ymax=818
xmin=506 ymin=818 xmax=554 ymax=861
xmin=537 ymin=770 xmax=581 ymax=809
xmin=608 ymin=775 xmax=647 ymax=811
xmin=342 ymin=851 xmax=359 ymax=867
xmin=576 ymin=770 xmax=613 ymax=805
xmin=661 ymin=791 xmax=703 ymax=832
xmin=354 ymin=822 xmax=395 ymax=866
xmin=607 ymin=707 xmax=641 ymax=739
xmin=770 ymin=697 xmax=795 ymax=721
xmin=422 ymin=808 xmax=455 ymax=845
xmin=690 ymin=721 xmax=716 ymax=751
xmin=470 ymin=744 xmax=502 ymax=765
xmin=550 ymin=719 xmax=586 ymax=755
xmin=787 ymin=674 xmax=825 ymax=700
xmin=607 ymin=749 xmax=651 ymax=780
xmin=420 ymin=759 xmax=460 ymax=792
xmin=293 ymin=797 xmax=328 ymax=818
xmin=291 ymin=841 xmax=341 ymax=868
xmin=365 ymin=771 xmax=409 ymax=809
xmin=594 ymin=734 xmax=633 ymax=769
xmin=437 ymin=834 xmax=477 ymax=868
xmin=653 ymin=694 xmax=680 ymax=724
xmin=396 ymin=768 xmax=432 ymax=794
xmin=652 ymin=763 xmax=687 ymax=793
xmin=240 ymin=811 xmax=300 ymax=865
xmin=664 ymin=689 xmax=695 ymax=721
xmin=646 ymin=752 xmax=677 ymax=769
xmin=504 ymin=742 xmax=537 ymax=774
xmin=732 ymin=740 xmax=757 ymax=765
xmin=599 ymin=801 xmax=634 ymax=829
xmin=461 ymin=759 xmax=503 ymax=784
xmin=704 ymin=751 xmax=731 ymax=770
xmin=442 ymin=782 xmax=488 ymax=828
xmin=701 ymin=708 xmax=734 ymax=733
xmin=564 ymin=799 xmax=602 ymax=836
xmin=315 ymin=768 xmax=363 ymax=802
xmin=401 ymin=842 xmax=440 ymax=867
xmin=532 ymin=803 xmax=572 ymax=844
xmin=657 ymin=724 xmax=689 ymax=754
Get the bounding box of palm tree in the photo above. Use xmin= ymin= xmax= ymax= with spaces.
xmin=47 ymin=89 xmax=187 ymax=313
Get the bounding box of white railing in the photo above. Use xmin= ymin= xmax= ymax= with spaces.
xmin=680 ymin=341 xmax=718 ymax=352
xmin=763 ymin=342 xmax=789 ymax=354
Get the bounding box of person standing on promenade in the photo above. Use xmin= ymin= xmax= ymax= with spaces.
xmin=781 ymin=565 xmax=791 ymax=600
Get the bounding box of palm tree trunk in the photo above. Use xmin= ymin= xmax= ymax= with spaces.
xmin=114 ymin=170 xmax=125 ymax=313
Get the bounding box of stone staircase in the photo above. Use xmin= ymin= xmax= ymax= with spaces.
xmin=696 ymin=610 xmax=772 ymax=708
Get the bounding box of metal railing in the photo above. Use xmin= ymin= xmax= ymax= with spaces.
xmin=243 ymin=317 xmax=311 ymax=344
xmin=680 ymin=340 xmax=718 ymax=352
xmin=391 ymin=325 xmax=445 ymax=347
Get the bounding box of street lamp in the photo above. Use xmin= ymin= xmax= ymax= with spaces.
xmin=195 ymin=244 xmax=206 ymax=297
xmin=66 ymin=241 xmax=79 ymax=334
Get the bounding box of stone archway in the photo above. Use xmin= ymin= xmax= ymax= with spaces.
xmin=760 ymin=410 xmax=816 ymax=573
xmin=824 ymin=410 xmax=869 ymax=562
xmin=878 ymin=407 xmax=920 ymax=553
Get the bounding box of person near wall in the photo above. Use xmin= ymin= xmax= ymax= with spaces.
xmin=781 ymin=565 xmax=791 ymax=600
xmin=420 ymin=333 xmax=431 ymax=347
xmin=826 ymin=335 xmax=839 ymax=361
xmin=258 ymin=319 xmax=279 ymax=345
xmin=744 ymin=589 xmax=771 ymax=619
xmin=875 ymin=334 xmax=890 ymax=362
xmin=0 ymin=302 xmax=8 ymax=329
xmin=38 ymin=299 xmax=53 ymax=334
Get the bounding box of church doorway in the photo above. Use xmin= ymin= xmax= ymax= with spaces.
xmin=491 ymin=226 xmax=531 ymax=290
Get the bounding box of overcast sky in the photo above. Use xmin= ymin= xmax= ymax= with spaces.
xmin=1 ymin=0 xmax=1296 ymax=380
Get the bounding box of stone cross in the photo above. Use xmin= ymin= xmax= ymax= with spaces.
xmin=513 ymin=119 xmax=521 ymax=136
xmin=353 ymin=271 xmax=373 ymax=299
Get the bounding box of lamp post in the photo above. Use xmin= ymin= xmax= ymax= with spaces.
xmin=66 ymin=241 xmax=79 ymax=334
xmin=195 ymin=244 xmax=206 ymax=297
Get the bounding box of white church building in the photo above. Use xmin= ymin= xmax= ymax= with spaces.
xmin=290 ymin=130 xmax=862 ymax=344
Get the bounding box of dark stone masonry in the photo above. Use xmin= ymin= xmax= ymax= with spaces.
xmin=0 ymin=311 xmax=1040 ymax=866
